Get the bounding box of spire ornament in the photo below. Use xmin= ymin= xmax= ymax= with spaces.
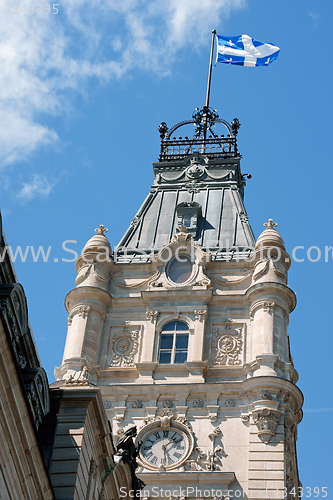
xmin=177 ymin=223 xmax=189 ymax=234
xmin=95 ymin=224 xmax=108 ymax=235
xmin=263 ymin=219 xmax=277 ymax=229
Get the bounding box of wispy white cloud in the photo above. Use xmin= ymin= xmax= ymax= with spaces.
xmin=0 ymin=0 xmax=247 ymax=170
xmin=17 ymin=174 xmax=56 ymax=202
xmin=308 ymin=11 xmax=319 ymax=28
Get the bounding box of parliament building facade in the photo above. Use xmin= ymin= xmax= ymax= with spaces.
xmin=0 ymin=106 xmax=302 ymax=500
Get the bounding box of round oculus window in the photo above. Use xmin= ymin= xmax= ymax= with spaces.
xmin=167 ymin=255 xmax=193 ymax=284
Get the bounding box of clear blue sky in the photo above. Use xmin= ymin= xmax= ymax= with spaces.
xmin=1 ymin=0 xmax=332 ymax=493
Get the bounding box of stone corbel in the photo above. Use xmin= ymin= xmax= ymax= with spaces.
xmin=207 ymin=405 xmax=219 ymax=423
xmin=143 ymin=406 xmax=158 ymax=424
xmin=146 ymin=310 xmax=159 ymax=324
xmin=175 ymin=405 xmax=188 ymax=422
xmin=252 ymin=408 xmax=281 ymax=442
xmin=113 ymin=406 xmax=127 ymax=424
xmin=194 ymin=309 xmax=207 ymax=322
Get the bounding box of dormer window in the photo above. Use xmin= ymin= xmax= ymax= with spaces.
xmin=175 ymin=202 xmax=202 ymax=238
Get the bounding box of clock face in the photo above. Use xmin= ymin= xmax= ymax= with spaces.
xmin=140 ymin=428 xmax=187 ymax=468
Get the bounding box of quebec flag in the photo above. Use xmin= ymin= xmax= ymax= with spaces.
xmin=216 ymin=34 xmax=280 ymax=67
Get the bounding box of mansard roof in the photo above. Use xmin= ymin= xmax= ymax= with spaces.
xmin=115 ymin=107 xmax=255 ymax=263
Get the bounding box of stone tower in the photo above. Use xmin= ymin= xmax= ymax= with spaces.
xmin=55 ymin=107 xmax=303 ymax=500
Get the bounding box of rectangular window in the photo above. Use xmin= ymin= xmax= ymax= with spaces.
xmin=159 ymin=329 xmax=188 ymax=364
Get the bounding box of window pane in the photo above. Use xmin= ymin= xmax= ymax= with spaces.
xmin=184 ymin=217 xmax=191 ymax=227
xmin=159 ymin=351 xmax=172 ymax=364
xmin=174 ymin=351 xmax=187 ymax=364
xmin=175 ymin=321 xmax=188 ymax=331
xmin=160 ymin=334 xmax=173 ymax=349
xmin=176 ymin=334 xmax=188 ymax=349
xmin=162 ymin=321 xmax=176 ymax=331
xmin=168 ymin=255 xmax=192 ymax=284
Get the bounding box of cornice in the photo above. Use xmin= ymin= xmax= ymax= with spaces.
xmin=65 ymin=286 xmax=113 ymax=312
xmin=245 ymin=281 xmax=297 ymax=313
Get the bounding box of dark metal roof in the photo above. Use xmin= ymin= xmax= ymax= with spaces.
xmin=115 ymin=109 xmax=255 ymax=262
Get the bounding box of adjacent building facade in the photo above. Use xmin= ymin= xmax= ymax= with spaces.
xmin=55 ymin=107 xmax=303 ymax=500
xmin=0 ymin=223 xmax=139 ymax=497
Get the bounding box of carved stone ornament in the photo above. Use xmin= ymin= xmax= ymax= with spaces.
xmin=109 ymin=330 xmax=140 ymax=367
xmin=194 ymin=310 xmax=207 ymax=322
xmin=193 ymin=399 xmax=204 ymax=408
xmin=222 ymin=318 xmax=233 ymax=329
xmin=132 ymin=400 xmax=143 ymax=409
xmin=212 ymin=328 xmax=243 ymax=366
xmin=65 ymin=366 xmax=90 ymax=386
xmin=95 ymin=224 xmax=108 ymax=235
xmin=150 ymin=227 xmax=211 ymax=290
xmin=78 ymin=306 xmax=91 ymax=319
xmin=263 ymin=302 xmax=275 ymax=313
xmin=186 ymin=159 xmax=205 ymax=180
xmin=89 ymin=459 xmax=98 ymax=479
xmin=261 ymin=392 xmax=271 ymax=400
xmin=252 ymin=408 xmax=281 ymax=442
xmin=142 ymin=408 xmax=189 ymax=429
xmin=225 ymin=399 xmax=235 ymax=407
xmin=169 ymin=496 xmax=187 ymax=500
xmin=264 ymin=218 xmax=278 ymax=229
xmin=146 ymin=310 xmax=158 ymax=324
xmin=185 ymin=181 xmax=201 ymax=193
xmin=111 ymin=269 xmax=161 ymax=289
xmin=185 ymin=445 xmax=226 ymax=472
xmin=103 ymin=401 xmax=112 ymax=409
xmin=163 ymin=400 xmax=173 ymax=408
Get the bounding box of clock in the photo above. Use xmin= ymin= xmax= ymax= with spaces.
xmin=139 ymin=427 xmax=188 ymax=469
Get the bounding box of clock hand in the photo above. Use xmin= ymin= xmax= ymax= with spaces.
xmin=165 ymin=439 xmax=175 ymax=449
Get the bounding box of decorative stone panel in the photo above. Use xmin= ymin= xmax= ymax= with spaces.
xmin=109 ymin=328 xmax=141 ymax=367
xmin=212 ymin=325 xmax=243 ymax=366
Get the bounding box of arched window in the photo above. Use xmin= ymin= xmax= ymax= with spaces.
xmin=158 ymin=321 xmax=189 ymax=364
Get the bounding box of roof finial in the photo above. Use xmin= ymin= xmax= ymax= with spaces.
xmin=263 ymin=219 xmax=278 ymax=229
xmin=95 ymin=224 xmax=108 ymax=235
xmin=177 ymin=224 xmax=188 ymax=234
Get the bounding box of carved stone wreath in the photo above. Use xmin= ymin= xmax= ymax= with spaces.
xmin=109 ymin=330 xmax=140 ymax=367
xmin=212 ymin=327 xmax=243 ymax=366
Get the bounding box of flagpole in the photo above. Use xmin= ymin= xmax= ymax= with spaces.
xmin=203 ymin=29 xmax=216 ymax=147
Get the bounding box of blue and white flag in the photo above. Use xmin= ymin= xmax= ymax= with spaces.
xmin=216 ymin=34 xmax=280 ymax=67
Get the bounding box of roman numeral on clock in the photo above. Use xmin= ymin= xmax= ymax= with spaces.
xmin=150 ymin=456 xmax=158 ymax=465
xmin=174 ymin=452 xmax=182 ymax=459
xmin=163 ymin=430 xmax=169 ymax=438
